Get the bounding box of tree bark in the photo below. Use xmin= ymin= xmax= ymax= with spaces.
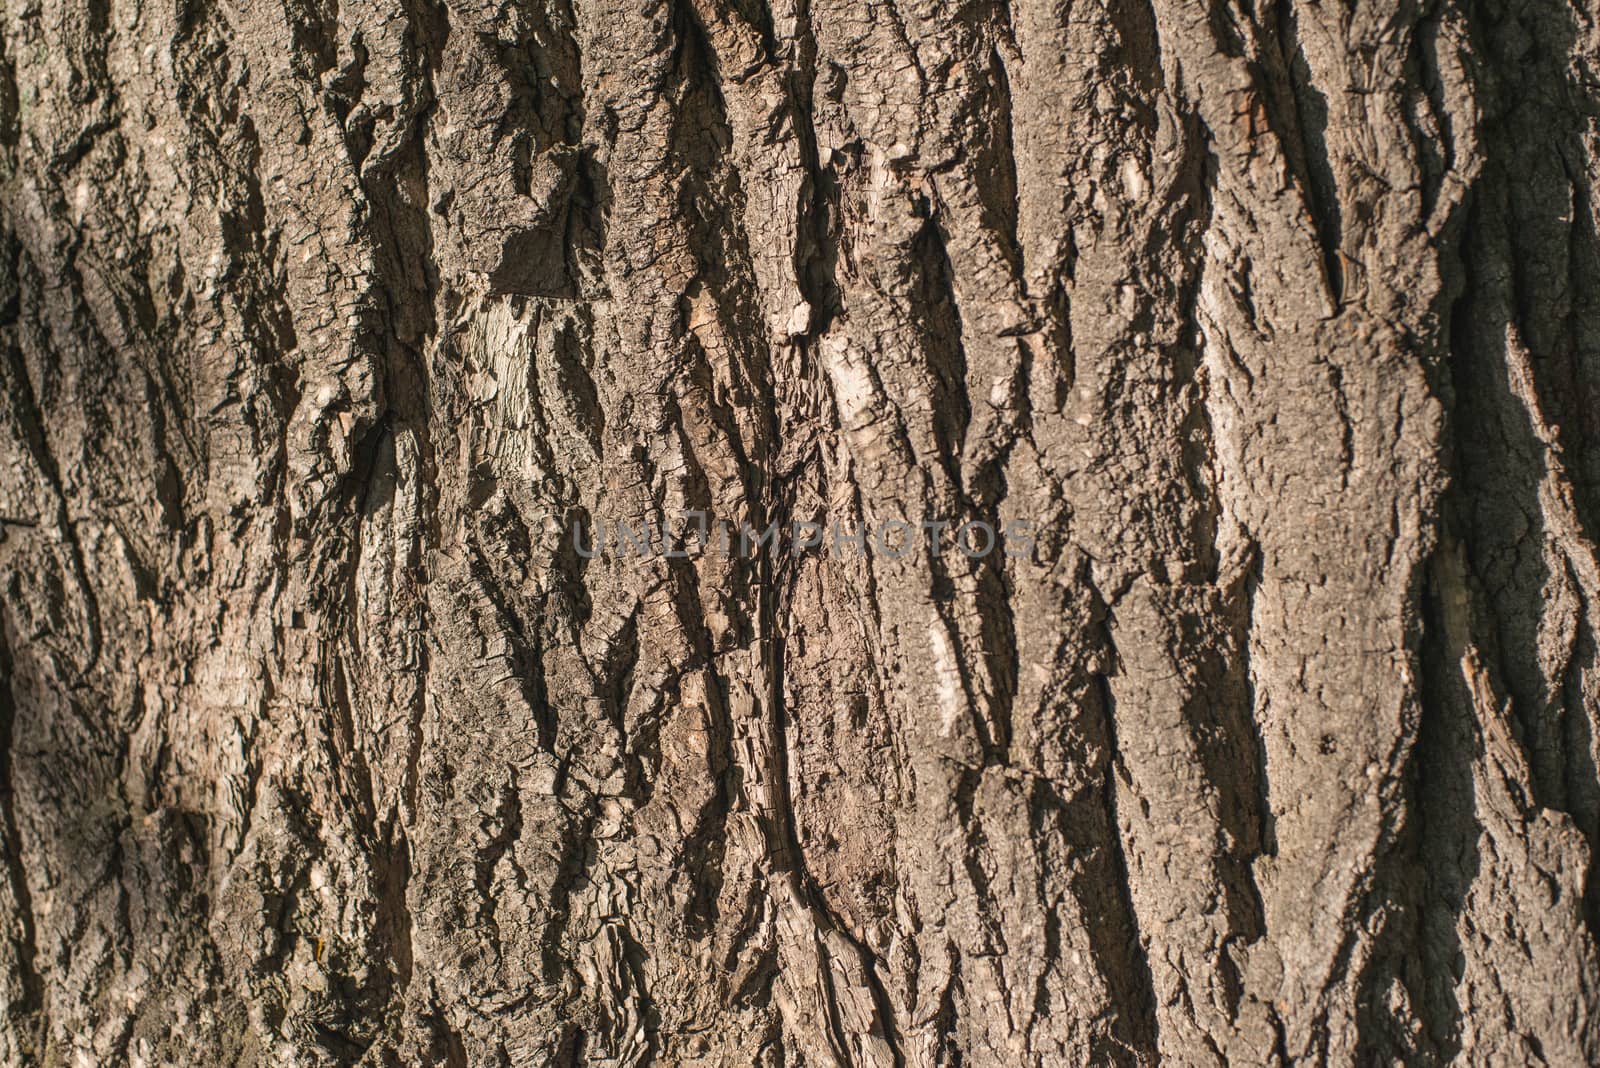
xmin=2 ymin=0 xmax=1600 ymax=1063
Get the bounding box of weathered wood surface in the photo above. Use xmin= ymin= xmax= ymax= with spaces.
xmin=2 ymin=0 xmax=1599 ymax=1062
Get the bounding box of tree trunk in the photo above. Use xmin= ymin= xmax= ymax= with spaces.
xmin=2 ymin=0 xmax=1599 ymax=1063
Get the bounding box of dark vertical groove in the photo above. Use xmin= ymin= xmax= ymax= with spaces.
xmin=1091 ymin=668 xmax=1163 ymax=1063
xmin=1084 ymin=574 xmax=1162 ymax=1061
xmin=0 ymin=623 xmax=45 ymax=1059
xmin=1451 ymin=0 xmax=1599 ymax=819
xmin=0 ymin=247 xmax=103 ymax=680
xmin=1409 ymin=535 xmax=1479 ymax=1063
xmin=1267 ymin=0 xmax=1344 ymax=307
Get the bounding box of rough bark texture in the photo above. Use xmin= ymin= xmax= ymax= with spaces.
xmin=2 ymin=0 xmax=1600 ymax=1063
